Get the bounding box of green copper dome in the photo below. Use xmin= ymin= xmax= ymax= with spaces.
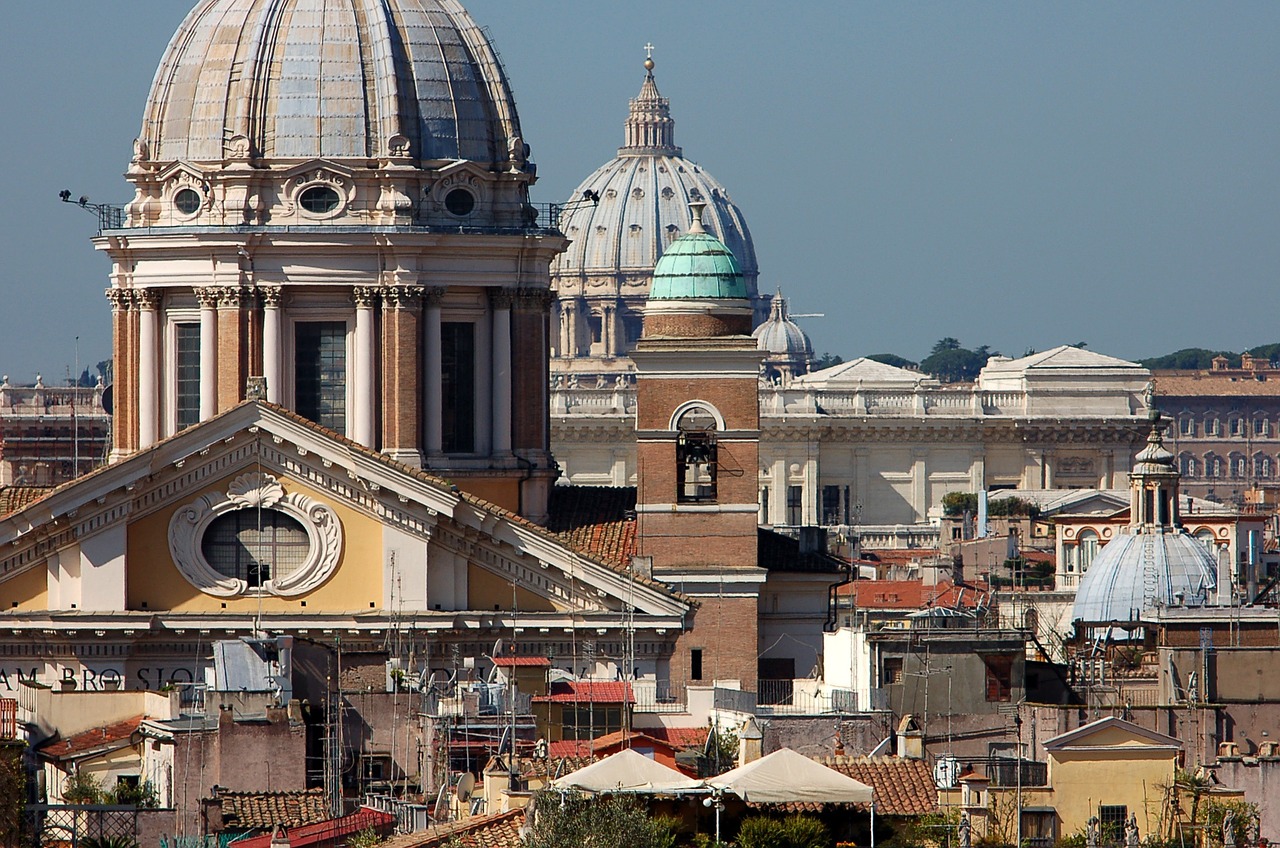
xmin=649 ymin=203 xmax=747 ymax=300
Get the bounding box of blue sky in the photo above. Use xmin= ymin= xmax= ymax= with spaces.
xmin=3 ymin=2 xmax=1279 ymax=383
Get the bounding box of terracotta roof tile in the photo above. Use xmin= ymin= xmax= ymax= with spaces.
xmin=819 ymin=756 xmax=939 ymax=816
xmin=836 ymin=580 xmax=987 ymax=610
xmin=219 ymin=788 xmax=330 ymax=829
xmin=229 ymin=808 xmax=395 ymax=848
xmin=1154 ymin=372 xmax=1280 ymax=397
xmin=39 ymin=715 xmax=143 ymax=760
xmin=546 ymin=486 xmax=637 ymax=570
xmin=384 ymin=810 xmax=526 ymax=848
xmin=492 ymin=656 xmax=552 ymax=668
xmin=0 ymin=486 xmax=53 ymax=518
xmin=532 ymin=681 xmax=634 ymax=704
xmin=648 ymin=726 xmax=710 ymax=750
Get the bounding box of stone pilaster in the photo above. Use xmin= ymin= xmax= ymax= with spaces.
xmin=352 ymin=286 xmax=380 ymax=448
xmin=214 ymin=287 xmax=250 ymax=413
xmin=381 ymin=285 xmax=424 ymax=467
xmin=106 ymin=288 xmax=133 ymax=458
xmin=258 ymin=286 xmax=283 ymax=404
xmin=135 ymin=289 xmax=161 ymax=449
xmin=195 ymin=287 xmax=219 ymax=420
xmin=489 ymin=288 xmax=516 ymax=454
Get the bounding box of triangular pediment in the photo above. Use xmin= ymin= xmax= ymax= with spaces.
xmin=278 ymin=159 xmax=357 ymax=183
xmin=155 ymin=160 xmax=212 ymax=184
xmin=0 ymin=403 xmax=688 ymax=620
xmin=1043 ymin=716 xmax=1180 ymax=752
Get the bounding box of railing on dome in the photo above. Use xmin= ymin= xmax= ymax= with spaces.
xmin=85 ymin=201 xmax=567 ymax=237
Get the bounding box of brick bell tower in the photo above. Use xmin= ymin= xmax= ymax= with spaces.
xmin=632 ymin=202 xmax=766 ymax=694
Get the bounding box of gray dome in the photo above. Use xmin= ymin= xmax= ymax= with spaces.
xmin=1071 ymin=531 xmax=1216 ymax=625
xmin=141 ymin=0 xmax=522 ymax=164
xmin=552 ymin=65 xmax=757 ymax=283
xmin=754 ymin=294 xmax=813 ymax=356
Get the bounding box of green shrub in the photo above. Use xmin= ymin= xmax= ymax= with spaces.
xmin=736 ymin=815 xmax=830 ymax=848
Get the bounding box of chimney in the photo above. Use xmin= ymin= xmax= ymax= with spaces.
xmin=738 ymin=717 xmax=764 ymax=764
xmin=897 ymin=714 xmax=924 ymax=760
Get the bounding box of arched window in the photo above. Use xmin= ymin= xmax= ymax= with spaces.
xmin=675 ymin=406 xmax=718 ymax=503
xmin=1229 ymin=415 xmax=1243 ymax=437
xmin=1230 ymin=454 xmax=1246 ymax=479
xmin=1023 ymin=607 xmax=1039 ymax=634
xmin=1078 ymin=529 xmax=1100 ymax=573
xmin=1180 ymin=454 xmax=1197 ymax=478
xmin=1179 ymin=416 xmax=1195 ymax=437
xmin=1255 ymin=454 xmax=1272 ymax=479
xmin=1255 ymin=416 xmax=1271 ymax=437
xmin=1195 ymin=528 xmax=1216 ymax=552
xmin=1205 ymin=454 xmax=1223 ymax=478
xmin=1205 ymin=416 xmax=1220 ymax=436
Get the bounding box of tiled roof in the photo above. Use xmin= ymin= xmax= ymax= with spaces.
xmin=0 ymin=486 xmax=53 ymax=518
xmin=39 ymin=715 xmax=144 ymax=761
xmin=492 ymin=656 xmax=552 ymax=668
xmin=383 ymin=810 xmax=526 ymax=848
xmin=228 ymin=809 xmax=395 ymax=848
xmin=532 ymin=681 xmax=634 ymax=704
xmin=524 ymin=754 xmax=597 ymax=780
xmin=836 ymin=580 xmax=987 ymax=610
xmin=545 ymin=726 xmax=708 ymax=760
xmin=1154 ymin=372 xmax=1280 ymax=397
xmin=819 ymin=756 xmax=939 ymax=816
xmin=651 ymin=726 xmax=711 ymax=750
xmin=219 ymin=788 xmax=330 ymax=829
xmin=546 ymin=486 xmax=637 ymax=570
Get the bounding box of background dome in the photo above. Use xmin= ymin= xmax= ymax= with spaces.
xmin=141 ymin=0 xmax=522 ymax=164
xmin=1071 ymin=532 xmax=1216 ymax=625
xmin=754 ymin=294 xmax=813 ymax=356
xmin=552 ymin=65 xmax=757 ymax=283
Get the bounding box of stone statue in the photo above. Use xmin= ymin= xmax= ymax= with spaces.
xmin=958 ymin=812 xmax=972 ymax=848
xmin=1224 ymin=808 xmax=1238 ymax=848
xmin=565 ymin=373 xmax=578 ymax=389
xmin=1086 ymin=816 xmax=1100 ymax=848
xmin=1125 ymin=813 xmax=1140 ymax=848
xmin=615 ymin=373 xmax=628 ymax=389
xmin=1142 ymin=379 xmax=1156 ymax=410
xmin=1246 ymin=813 xmax=1259 ymax=847
xmin=596 ymin=373 xmax=608 ymax=389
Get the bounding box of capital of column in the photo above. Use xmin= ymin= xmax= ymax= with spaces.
xmin=195 ymin=287 xmax=219 ymax=309
xmin=383 ymin=285 xmax=425 ymax=311
xmin=488 ymin=287 xmax=517 ymax=310
xmin=516 ymin=287 xmax=555 ymax=310
xmin=134 ymin=288 xmax=162 ymax=311
xmin=258 ymin=285 xmax=283 ymax=308
xmin=424 ymin=287 xmax=447 ymax=308
xmin=105 ymin=288 xmax=131 ymax=312
xmin=215 ymin=287 xmax=252 ymax=309
xmin=353 ymin=286 xmax=381 ymax=309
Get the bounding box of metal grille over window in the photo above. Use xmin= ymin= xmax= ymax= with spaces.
xmin=676 ymin=406 xmax=717 ymax=503
xmin=201 ymin=509 xmax=309 ymax=588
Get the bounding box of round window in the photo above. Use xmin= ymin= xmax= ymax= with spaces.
xmin=174 ymin=188 xmax=202 ymax=215
xmin=201 ymin=508 xmax=310 ymax=589
xmin=445 ymin=188 xmax=475 ymax=217
xmin=299 ymin=185 xmax=341 ymax=214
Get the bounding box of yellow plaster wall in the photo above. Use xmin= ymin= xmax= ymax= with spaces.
xmin=1049 ymin=749 xmax=1175 ymax=835
xmin=126 ymin=472 xmax=386 ymax=613
xmin=1 ymin=565 xmax=49 ymax=611
xmin=467 ymin=566 xmax=553 ymax=613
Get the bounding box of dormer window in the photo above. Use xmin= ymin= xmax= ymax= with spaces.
xmin=676 ymin=406 xmax=718 ymax=503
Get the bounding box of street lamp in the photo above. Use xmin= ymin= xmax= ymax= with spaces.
xmin=703 ymin=788 xmax=725 ymax=845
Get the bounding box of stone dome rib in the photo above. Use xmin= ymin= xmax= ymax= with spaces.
xmin=141 ymin=0 xmax=522 ymax=165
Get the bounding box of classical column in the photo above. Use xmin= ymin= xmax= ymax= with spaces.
xmin=423 ymin=287 xmax=446 ymax=457
xmin=352 ymin=286 xmax=379 ymax=448
xmin=911 ymin=448 xmax=929 ymax=523
xmin=135 ymin=289 xmax=161 ymax=448
xmin=490 ymin=288 xmax=514 ymax=454
xmin=382 ymin=285 xmax=424 ymax=466
xmin=196 ymin=287 xmax=218 ymax=421
xmin=106 ymin=288 xmax=132 ymax=459
xmin=259 ymin=286 xmax=283 ymax=404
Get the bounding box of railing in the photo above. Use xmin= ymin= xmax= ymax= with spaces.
xmin=984 ymin=757 xmax=1049 ymax=788
xmin=632 ymin=680 xmax=684 ymax=714
xmin=363 ymin=795 xmax=430 ymax=834
xmin=0 ymin=384 xmax=108 ymax=416
xmin=0 ymin=698 xmax=15 ymax=739
xmin=23 ymin=805 xmax=138 ymax=848
xmin=755 ymin=682 xmax=860 ymax=715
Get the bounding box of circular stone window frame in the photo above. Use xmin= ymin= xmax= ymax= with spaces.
xmin=172 ymin=187 xmax=204 ymax=217
xmin=444 ymin=188 xmax=476 ymax=217
xmin=168 ymin=471 xmax=343 ymax=598
xmin=294 ymin=182 xmax=346 ymax=220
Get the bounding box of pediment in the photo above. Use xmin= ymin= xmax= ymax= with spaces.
xmin=277 ymin=159 xmax=357 ymax=183
xmin=0 ymin=403 xmax=687 ymax=619
xmin=154 ymin=160 xmax=212 ymax=185
xmin=1044 ymin=716 xmax=1180 ymax=752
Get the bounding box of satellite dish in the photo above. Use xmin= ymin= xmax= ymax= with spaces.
xmin=492 ymin=639 xmax=504 ymax=658
xmin=456 ymin=773 xmax=476 ymax=802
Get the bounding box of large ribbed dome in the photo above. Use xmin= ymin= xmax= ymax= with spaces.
xmin=1071 ymin=532 xmax=1217 ymax=624
xmin=754 ymin=293 xmax=813 ymax=356
xmin=552 ymin=63 xmax=758 ymax=283
xmin=141 ymin=0 xmax=522 ymax=164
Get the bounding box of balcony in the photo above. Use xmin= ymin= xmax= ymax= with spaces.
xmin=0 ymin=698 xmax=15 ymax=740
xmin=984 ymin=757 xmax=1049 ymax=788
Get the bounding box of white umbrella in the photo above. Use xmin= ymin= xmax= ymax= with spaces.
xmin=550 ymin=748 xmax=704 ymax=794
